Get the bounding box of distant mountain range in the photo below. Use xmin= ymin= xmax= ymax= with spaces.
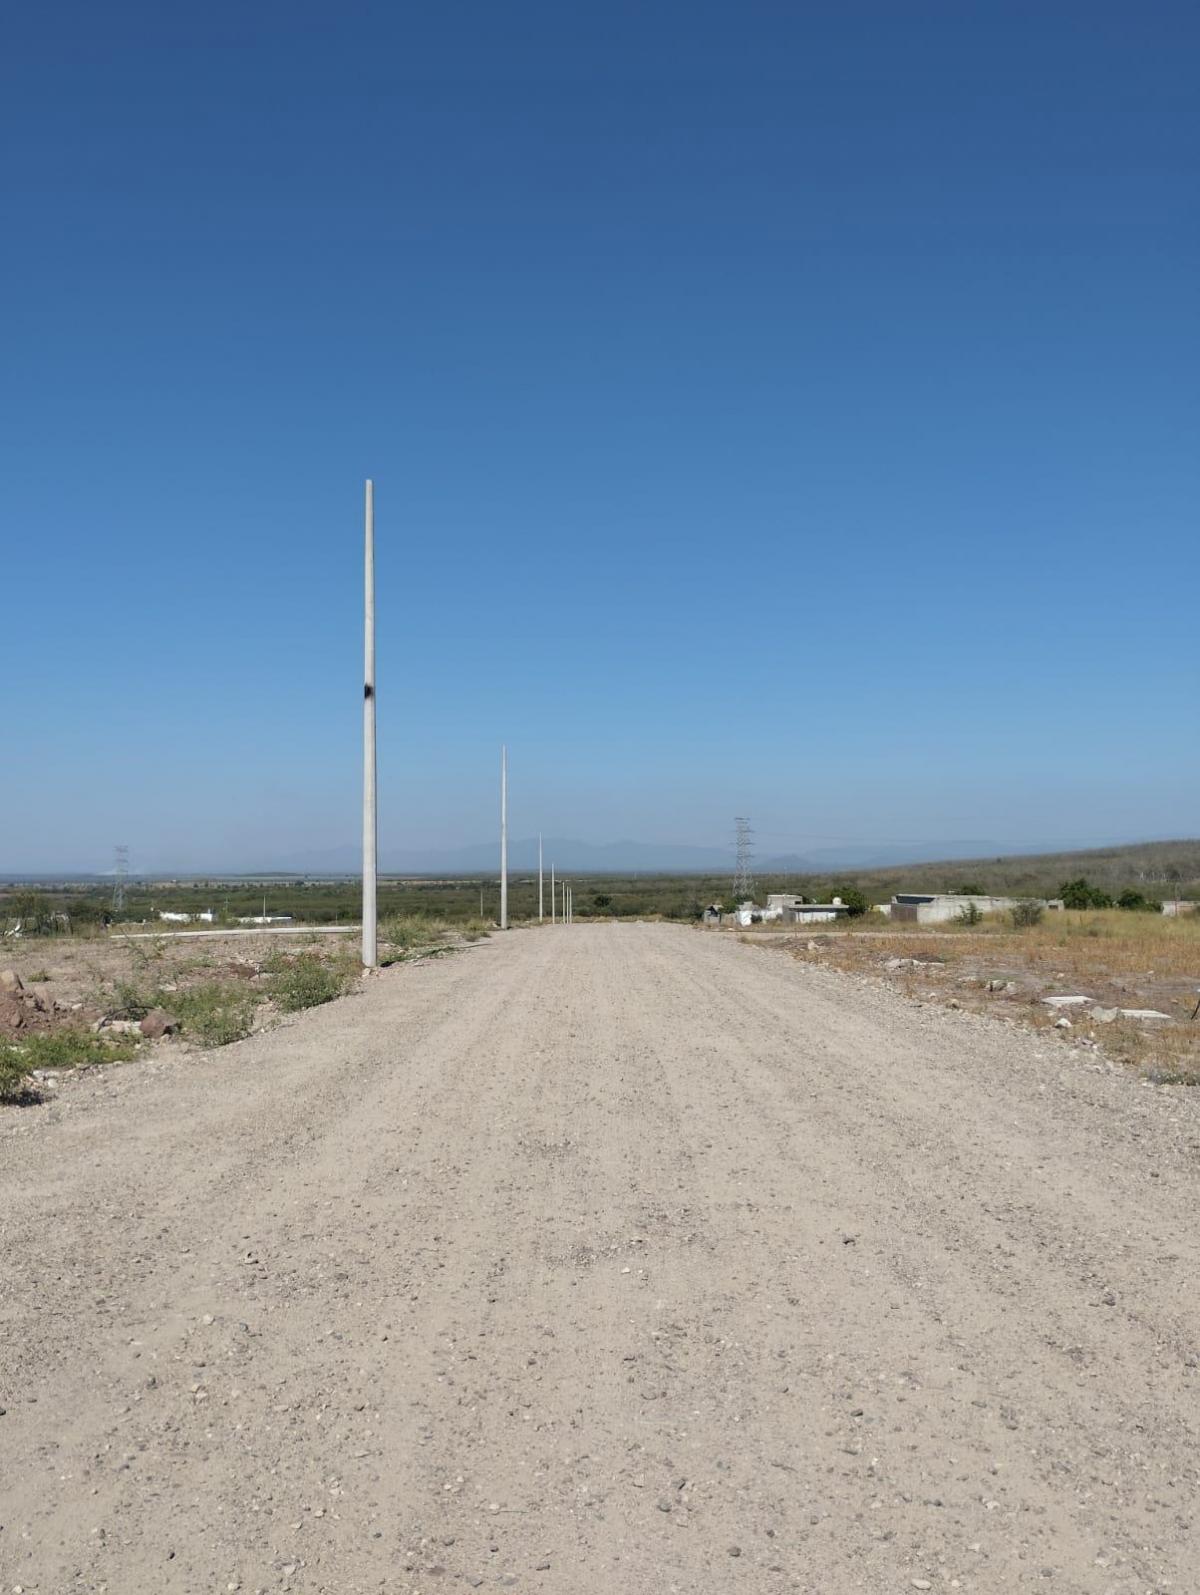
xmin=257 ymin=836 xmax=1081 ymax=876
xmin=5 ymin=837 xmax=1194 ymax=884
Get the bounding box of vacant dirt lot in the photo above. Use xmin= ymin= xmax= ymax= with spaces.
xmin=738 ymin=914 xmax=1200 ymax=1083
xmin=2 ymin=924 xmax=1197 ymax=1593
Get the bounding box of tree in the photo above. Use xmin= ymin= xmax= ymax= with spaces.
xmin=593 ymin=893 xmax=612 ymax=910
xmin=1117 ymin=889 xmax=1159 ymax=912
xmin=954 ymin=882 xmax=985 ymax=896
xmin=1059 ymin=877 xmax=1112 ymax=910
xmin=832 ymin=884 xmax=869 ymax=918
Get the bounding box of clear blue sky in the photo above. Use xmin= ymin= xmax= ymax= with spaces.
xmin=4 ymin=1 xmax=1197 ymax=872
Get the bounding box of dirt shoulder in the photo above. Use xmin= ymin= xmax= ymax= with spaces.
xmin=2 ymin=923 xmax=1198 ymax=1593
xmin=735 ymin=914 xmax=1200 ymax=1083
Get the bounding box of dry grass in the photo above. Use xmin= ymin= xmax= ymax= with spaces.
xmin=742 ymin=910 xmax=1200 ymax=1084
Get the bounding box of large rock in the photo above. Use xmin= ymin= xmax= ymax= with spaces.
xmin=139 ymin=1009 xmax=180 ymax=1039
xmin=0 ymin=968 xmax=23 ymax=993
xmin=0 ymin=991 xmax=27 ymax=1031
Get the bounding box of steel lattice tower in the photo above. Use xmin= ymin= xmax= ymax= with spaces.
xmin=733 ymin=817 xmax=755 ymax=902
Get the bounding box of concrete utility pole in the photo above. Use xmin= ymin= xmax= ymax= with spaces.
xmin=538 ymin=834 xmax=544 ymax=922
xmin=362 ymin=479 xmax=378 ymax=969
xmin=551 ymin=864 xmax=556 ymax=924
xmin=499 ymin=744 xmax=508 ymax=930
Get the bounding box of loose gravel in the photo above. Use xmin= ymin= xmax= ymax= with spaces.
xmin=2 ymin=923 xmax=1197 ymax=1592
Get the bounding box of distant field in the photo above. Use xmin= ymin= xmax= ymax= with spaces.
xmin=2 ymin=837 xmax=1197 ymax=933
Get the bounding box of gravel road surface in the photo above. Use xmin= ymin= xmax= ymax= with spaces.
xmin=2 ymin=923 xmax=1197 ymax=1593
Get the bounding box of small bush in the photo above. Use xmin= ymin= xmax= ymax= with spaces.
xmin=1117 ymin=889 xmax=1160 ymax=912
xmin=110 ymin=978 xmax=156 ymax=1020
xmin=174 ymin=982 xmax=258 ymax=1046
xmin=19 ymin=1028 xmax=139 ymax=1069
xmin=956 ymin=901 xmax=984 ymax=926
xmin=831 ymin=885 xmax=870 ymax=918
xmin=1010 ymin=900 xmax=1044 ymax=929
xmin=459 ymin=919 xmax=491 ymax=942
xmin=0 ymin=1049 xmax=32 ymax=1101
xmin=381 ymin=915 xmax=444 ymax=952
xmin=269 ymin=955 xmax=349 ymax=1013
xmin=1060 ymin=877 xmax=1114 ymax=910
xmin=1 ymin=1028 xmax=139 ymax=1099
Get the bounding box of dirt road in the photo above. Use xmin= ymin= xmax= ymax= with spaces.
xmin=2 ymin=924 xmax=1197 ymax=1593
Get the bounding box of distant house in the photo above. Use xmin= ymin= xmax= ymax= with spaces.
xmin=764 ymin=893 xmax=852 ymax=924
xmin=236 ymin=914 xmax=294 ymax=926
xmin=890 ymin=893 xmax=1060 ymax=924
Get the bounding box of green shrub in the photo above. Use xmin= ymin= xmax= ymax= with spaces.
xmin=269 ymin=954 xmax=349 ymax=1013
xmin=174 ymin=982 xmax=258 ymax=1046
xmin=1117 ymin=889 xmax=1160 ymax=912
xmin=459 ymin=918 xmax=491 ymax=942
xmin=110 ymin=978 xmax=156 ymax=1020
xmin=832 ymin=885 xmax=870 ymax=918
xmin=381 ymin=915 xmax=444 ymax=951
xmin=18 ymin=1028 xmax=139 ymax=1069
xmin=1060 ymin=877 xmax=1113 ymax=910
xmin=1 ymin=1028 xmax=139 ymax=1099
xmin=956 ymin=901 xmax=984 ymax=926
xmin=1010 ymin=900 xmax=1044 ymax=928
xmin=0 ymin=1049 xmax=32 ymax=1101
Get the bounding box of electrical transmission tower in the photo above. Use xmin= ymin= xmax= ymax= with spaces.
xmin=733 ymin=816 xmax=756 ymax=902
xmin=112 ymin=845 xmax=129 ymax=913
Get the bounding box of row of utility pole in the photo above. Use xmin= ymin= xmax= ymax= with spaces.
xmin=501 ymin=749 xmax=571 ymax=926
xmin=362 ymin=483 xmax=574 ymax=967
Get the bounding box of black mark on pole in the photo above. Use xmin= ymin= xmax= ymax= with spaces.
xmin=364 ymin=683 xmax=374 ymax=699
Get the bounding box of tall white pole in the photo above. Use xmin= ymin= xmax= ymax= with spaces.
xmin=362 ymin=479 xmax=377 ymax=969
xmin=551 ymin=864 xmax=556 ymax=924
xmin=538 ymin=833 xmax=544 ymax=922
xmin=500 ymin=744 xmax=508 ymax=930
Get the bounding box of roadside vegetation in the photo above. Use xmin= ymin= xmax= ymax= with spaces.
xmin=1 ymin=914 xmax=497 ymax=1105
xmin=1 ymin=1028 xmax=139 ymax=1102
xmin=749 ymin=908 xmax=1200 ymax=1085
xmin=267 ymin=952 xmax=353 ymax=1012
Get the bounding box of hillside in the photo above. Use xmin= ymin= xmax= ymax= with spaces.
xmin=781 ymin=837 xmax=1200 ymax=904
